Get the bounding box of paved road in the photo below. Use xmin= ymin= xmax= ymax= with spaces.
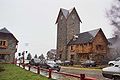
xmin=60 ymin=66 xmax=110 ymax=80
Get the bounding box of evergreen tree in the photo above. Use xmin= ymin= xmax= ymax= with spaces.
xmin=27 ymin=53 xmax=32 ymax=60
xmin=34 ymin=54 xmax=38 ymax=58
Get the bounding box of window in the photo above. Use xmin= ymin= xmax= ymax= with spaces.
xmin=70 ymin=55 xmax=74 ymax=60
xmin=71 ymin=46 xmax=73 ymax=50
xmin=60 ymin=15 xmax=63 ymax=20
xmin=59 ymin=54 xmax=62 ymax=59
xmin=72 ymin=14 xmax=75 ymax=19
xmin=0 ymin=40 xmax=7 ymax=48
xmin=0 ymin=54 xmax=5 ymax=59
xmin=76 ymin=45 xmax=79 ymax=48
xmin=96 ymin=45 xmax=104 ymax=50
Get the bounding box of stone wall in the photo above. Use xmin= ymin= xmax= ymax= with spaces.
xmin=0 ymin=33 xmax=17 ymax=63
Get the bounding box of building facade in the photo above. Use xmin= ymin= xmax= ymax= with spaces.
xmin=56 ymin=7 xmax=108 ymax=64
xmin=0 ymin=28 xmax=18 ymax=63
xmin=67 ymin=28 xmax=108 ymax=64
xmin=55 ymin=7 xmax=82 ymax=61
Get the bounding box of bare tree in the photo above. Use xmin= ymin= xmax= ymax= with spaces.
xmin=38 ymin=54 xmax=45 ymax=60
xmin=107 ymin=0 xmax=120 ymax=59
xmin=47 ymin=49 xmax=56 ymax=60
xmin=107 ymin=0 xmax=120 ymax=30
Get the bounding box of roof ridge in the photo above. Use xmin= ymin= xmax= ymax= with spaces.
xmin=80 ymin=28 xmax=101 ymax=34
xmin=0 ymin=27 xmax=12 ymax=34
xmin=61 ymin=7 xmax=75 ymax=19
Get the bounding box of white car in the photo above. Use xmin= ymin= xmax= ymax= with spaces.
xmin=102 ymin=61 xmax=120 ymax=80
xmin=108 ymin=57 xmax=120 ymax=66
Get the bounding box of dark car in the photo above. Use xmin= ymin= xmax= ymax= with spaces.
xmin=29 ymin=58 xmax=41 ymax=66
xmin=63 ymin=60 xmax=74 ymax=66
xmin=81 ymin=60 xmax=96 ymax=67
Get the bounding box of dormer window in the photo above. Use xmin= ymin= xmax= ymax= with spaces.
xmin=61 ymin=15 xmax=63 ymax=20
xmin=72 ymin=14 xmax=75 ymax=19
xmin=0 ymin=40 xmax=8 ymax=48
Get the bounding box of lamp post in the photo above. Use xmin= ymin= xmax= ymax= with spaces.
xmin=22 ymin=43 xmax=29 ymax=64
xmin=22 ymin=51 xmax=28 ymax=64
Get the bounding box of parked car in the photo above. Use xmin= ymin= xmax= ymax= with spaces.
xmin=63 ymin=60 xmax=74 ymax=66
xmin=108 ymin=57 xmax=120 ymax=66
xmin=40 ymin=60 xmax=61 ymax=72
xmin=29 ymin=59 xmax=61 ymax=72
xmin=29 ymin=58 xmax=41 ymax=66
xmin=102 ymin=61 xmax=120 ymax=80
xmin=81 ymin=60 xmax=96 ymax=67
xmin=55 ymin=60 xmax=63 ymax=65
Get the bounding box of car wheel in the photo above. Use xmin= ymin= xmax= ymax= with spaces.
xmin=89 ymin=64 xmax=92 ymax=67
xmin=109 ymin=63 xmax=114 ymax=66
xmin=113 ymin=76 xmax=120 ymax=80
xmin=57 ymin=68 xmax=60 ymax=72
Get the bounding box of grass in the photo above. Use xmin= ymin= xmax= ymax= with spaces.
xmin=0 ymin=64 xmax=54 ymax=80
xmin=62 ymin=64 xmax=108 ymax=71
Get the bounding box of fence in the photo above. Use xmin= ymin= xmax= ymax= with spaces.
xmin=17 ymin=63 xmax=96 ymax=80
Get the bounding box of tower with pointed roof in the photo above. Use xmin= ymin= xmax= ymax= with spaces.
xmin=55 ymin=7 xmax=82 ymax=61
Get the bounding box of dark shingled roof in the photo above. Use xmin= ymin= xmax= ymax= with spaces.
xmin=0 ymin=27 xmax=12 ymax=34
xmin=0 ymin=27 xmax=18 ymax=42
xmin=68 ymin=28 xmax=101 ymax=45
xmin=56 ymin=7 xmax=82 ymax=23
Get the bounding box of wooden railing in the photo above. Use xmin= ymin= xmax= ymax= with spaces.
xmin=17 ymin=63 xmax=96 ymax=80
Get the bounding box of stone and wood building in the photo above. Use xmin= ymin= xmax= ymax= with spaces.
xmin=0 ymin=27 xmax=18 ymax=63
xmin=67 ymin=28 xmax=108 ymax=64
xmin=55 ymin=7 xmax=109 ymax=64
xmin=55 ymin=7 xmax=82 ymax=61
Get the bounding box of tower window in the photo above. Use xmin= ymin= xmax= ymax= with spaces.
xmin=71 ymin=46 xmax=73 ymax=50
xmin=61 ymin=15 xmax=63 ymax=20
xmin=72 ymin=14 xmax=75 ymax=19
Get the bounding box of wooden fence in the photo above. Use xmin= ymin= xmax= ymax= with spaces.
xmin=17 ymin=63 xmax=96 ymax=80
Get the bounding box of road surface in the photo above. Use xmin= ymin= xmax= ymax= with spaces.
xmin=60 ymin=66 xmax=111 ymax=80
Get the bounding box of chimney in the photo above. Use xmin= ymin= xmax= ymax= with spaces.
xmin=115 ymin=35 xmax=119 ymax=39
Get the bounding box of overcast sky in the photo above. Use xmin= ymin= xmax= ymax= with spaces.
xmin=0 ymin=0 xmax=114 ymax=58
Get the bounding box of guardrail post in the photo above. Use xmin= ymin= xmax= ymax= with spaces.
xmin=48 ymin=68 xmax=52 ymax=79
xmin=23 ymin=64 xmax=25 ymax=69
xmin=19 ymin=63 xmax=20 ymax=67
xmin=28 ymin=65 xmax=31 ymax=71
xmin=80 ymin=74 xmax=85 ymax=80
xmin=37 ymin=66 xmax=40 ymax=74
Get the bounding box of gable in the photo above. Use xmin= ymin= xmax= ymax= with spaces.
xmin=55 ymin=7 xmax=82 ymax=24
xmin=67 ymin=8 xmax=82 ymax=23
xmin=93 ymin=29 xmax=108 ymax=45
xmin=0 ymin=28 xmax=18 ymax=43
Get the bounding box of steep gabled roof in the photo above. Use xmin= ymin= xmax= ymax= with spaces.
xmin=0 ymin=27 xmax=11 ymax=34
xmin=0 ymin=27 xmax=18 ymax=42
xmin=61 ymin=8 xmax=69 ymax=19
xmin=68 ymin=28 xmax=102 ymax=45
xmin=56 ymin=7 xmax=82 ymax=24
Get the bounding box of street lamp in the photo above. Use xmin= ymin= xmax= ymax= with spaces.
xmin=22 ymin=51 xmax=28 ymax=64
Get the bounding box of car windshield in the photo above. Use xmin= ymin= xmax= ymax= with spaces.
xmin=85 ymin=60 xmax=95 ymax=63
xmin=115 ymin=57 xmax=120 ymax=61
